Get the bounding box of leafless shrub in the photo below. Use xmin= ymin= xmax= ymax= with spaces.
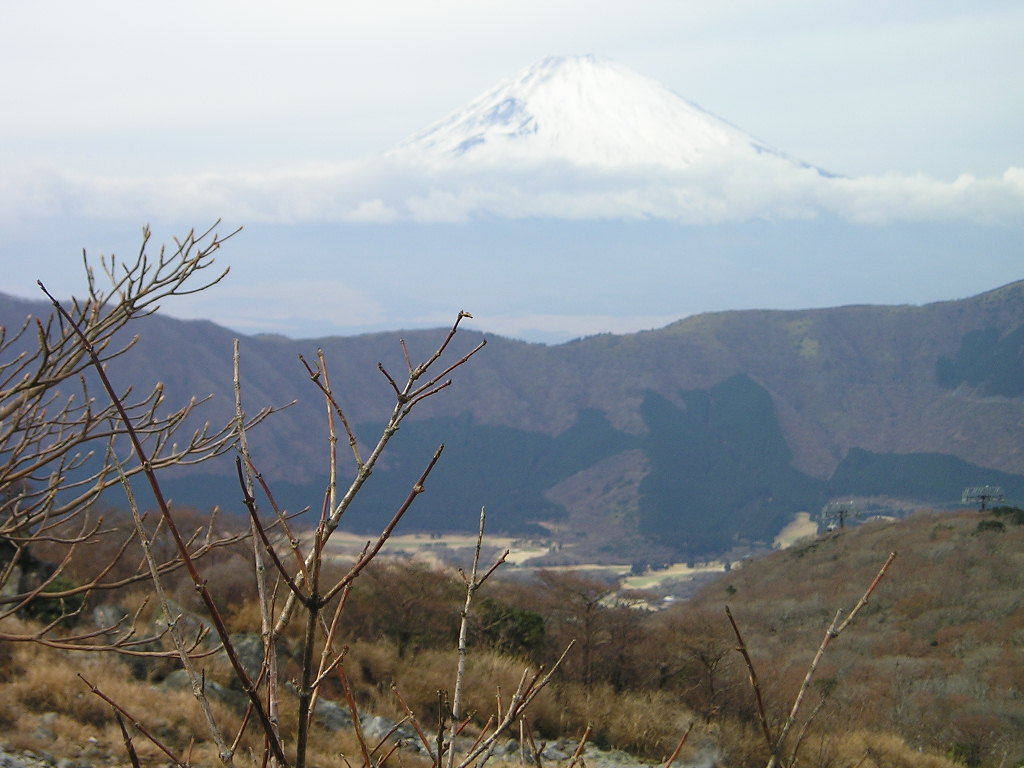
xmin=0 ymin=223 xmax=278 ymax=654
xmin=727 ymin=552 xmax=897 ymax=768
xmin=27 ymin=252 xmax=579 ymax=768
xmin=3 ymin=223 xmax=927 ymax=768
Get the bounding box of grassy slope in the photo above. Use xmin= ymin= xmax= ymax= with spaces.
xmin=7 ymin=507 xmax=1013 ymax=766
xmin=686 ymin=507 xmax=1024 ymax=765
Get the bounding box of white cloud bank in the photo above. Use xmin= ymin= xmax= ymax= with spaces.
xmin=2 ymin=157 xmax=1022 ymax=228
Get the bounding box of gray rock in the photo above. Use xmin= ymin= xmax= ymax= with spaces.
xmin=313 ymin=697 xmax=354 ymax=731
xmin=541 ymin=743 xmax=571 ymax=761
xmin=225 ymin=632 xmax=289 ymax=692
xmin=359 ymin=714 xmax=414 ymax=743
xmin=91 ymin=603 xmax=129 ymax=630
xmin=493 ymin=740 xmax=521 ymax=757
xmin=227 ymin=632 xmax=265 ymax=687
xmin=536 ymin=738 xmax=586 ymax=761
xmin=0 ymin=748 xmax=56 ymax=768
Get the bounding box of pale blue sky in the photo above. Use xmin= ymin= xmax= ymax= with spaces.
xmin=1 ymin=1 xmax=1020 ymax=178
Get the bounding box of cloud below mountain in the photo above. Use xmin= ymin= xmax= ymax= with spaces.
xmin=4 ymin=156 xmax=1022 ymax=228
xmin=4 ymin=55 xmax=1021 ymax=228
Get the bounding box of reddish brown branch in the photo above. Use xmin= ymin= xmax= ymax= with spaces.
xmin=725 ymin=605 xmax=774 ymax=755
xmin=392 ymin=683 xmax=438 ymax=763
xmin=662 ymin=722 xmax=695 ymax=768
xmin=79 ymin=674 xmax=185 ymax=767
xmin=114 ymin=712 xmax=142 ymax=768
xmin=43 ymin=283 xmax=287 ymax=767
xmin=236 ymin=457 xmax=308 ymax=603
xmin=322 ymin=444 xmax=445 ymax=603
xmin=566 ymin=724 xmax=592 ymax=768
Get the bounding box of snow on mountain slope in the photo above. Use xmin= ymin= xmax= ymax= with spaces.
xmin=11 ymin=55 xmax=1014 ymax=227
xmin=388 ymin=55 xmax=816 ymax=173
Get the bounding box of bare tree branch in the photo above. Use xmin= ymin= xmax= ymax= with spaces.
xmin=39 ymin=281 xmax=288 ymax=767
xmin=1 ymin=223 xmax=276 ymax=619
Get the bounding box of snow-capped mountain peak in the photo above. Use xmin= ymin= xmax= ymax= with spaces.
xmin=388 ymin=55 xmax=804 ymax=171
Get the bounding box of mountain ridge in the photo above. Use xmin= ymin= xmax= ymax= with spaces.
xmin=3 ymin=281 xmax=1023 ymax=557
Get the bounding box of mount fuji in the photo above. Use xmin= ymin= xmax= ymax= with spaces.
xmin=6 ymin=53 xmax=1017 ymax=229
xmin=352 ymin=54 xmax=1022 ymax=227
xmin=2 ymin=55 xmax=1020 ymax=344
xmin=389 ymin=55 xmax=820 ymax=175
xmin=371 ymin=55 xmax=839 ymax=222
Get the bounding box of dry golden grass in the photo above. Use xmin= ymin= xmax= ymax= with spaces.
xmin=0 ymin=615 xmax=373 ymax=767
xmin=0 ymin=579 xmax=945 ymax=768
xmin=516 ymin=680 xmax=700 ymax=758
xmin=685 ymin=509 xmax=1024 ymax=765
xmin=711 ymin=721 xmax=961 ymax=768
xmin=342 ymin=639 xmax=560 ymax=740
xmin=0 ymin=638 xmax=232 ymax=764
xmin=3 ymin=510 xmax=1002 ymax=768
xmin=828 ymin=731 xmax=959 ymax=768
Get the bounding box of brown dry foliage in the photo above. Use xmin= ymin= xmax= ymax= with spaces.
xmin=2 ymin=523 xmax=972 ymax=768
xmin=685 ymin=509 xmax=1024 ymax=766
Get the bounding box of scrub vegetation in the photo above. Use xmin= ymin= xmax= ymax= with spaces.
xmin=1 ymin=225 xmax=1016 ymax=767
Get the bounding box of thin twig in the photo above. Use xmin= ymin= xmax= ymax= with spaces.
xmin=41 ymin=283 xmax=287 ymax=767
xmin=322 ymin=444 xmax=446 ymax=604
xmin=454 ymin=641 xmax=575 ymax=768
xmin=80 ymin=674 xmax=186 ymax=767
xmin=273 ymin=317 xmax=482 ymax=638
xmin=235 ymin=339 xmax=282 ymax=765
xmin=246 ymin=456 xmax=312 ymax=583
xmin=114 ymin=712 xmax=142 ymax=768
xmin=392 ymin=683 xmax=438 ymax=763
xmin=337 ymin=662 xmax=373 ymax=768
xmin=767 ymin=552 xmax=897 ymax=768
xmin=299 ymin=349 xmax=362 ymax=469
xmin=448 ymin=507 xmax=490 ymax=768
xmin=565 ymin=724 xmax=592 ymax=768
xmin=725 ymin=605 xmax=774 ymax=756
xmin=523 ymin=723 xmax=544 ymax=768
xmin=369 ymin=714 xmax=414 ymax=758
xmin=237 ymin=459 xmax=307 ymax=602
xmin=662 ymin=722 xmax=695 ymax=768
xmin=110 ymin=441 xmax=231 ymax=760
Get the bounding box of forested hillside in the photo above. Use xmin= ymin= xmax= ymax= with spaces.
xmin=3 ymin=280 xmax=1023 ymax=558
